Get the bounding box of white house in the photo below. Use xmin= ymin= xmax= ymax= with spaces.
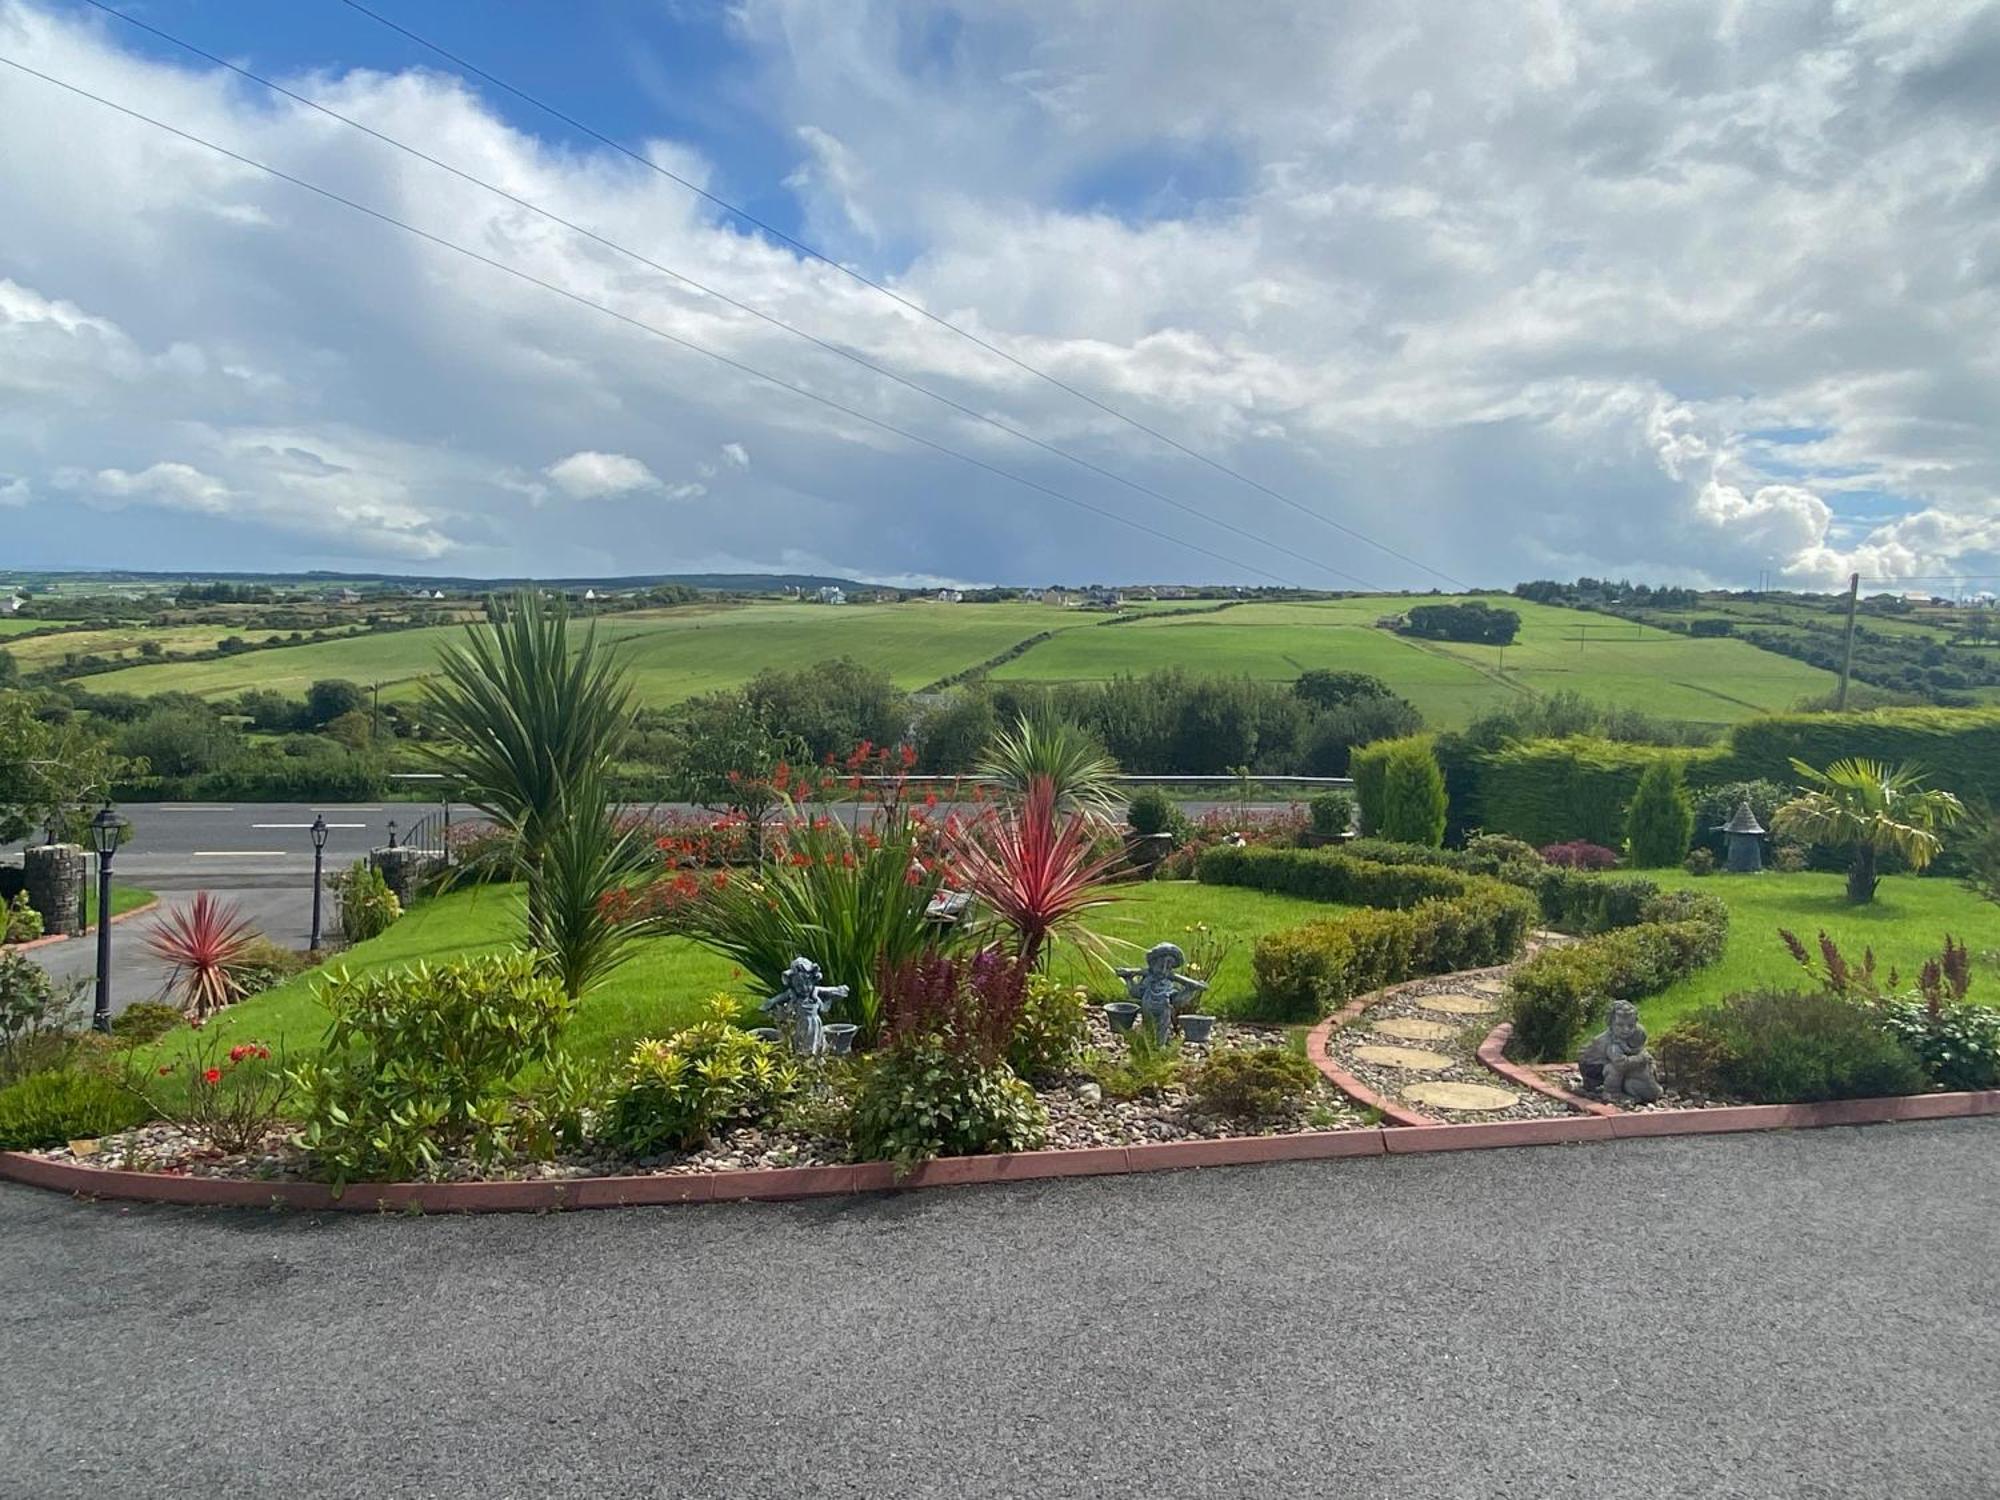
xmin=935 ymin=588 xmax=964 ymax=604
xmin=816 ymin=585 xmax=847 ymax=605
xmin=0 ymin=594 xmax=22 ymax=616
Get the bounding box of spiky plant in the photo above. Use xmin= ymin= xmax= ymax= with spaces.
xmin=420 ymin=590 xmax=635 ymax=942
xmin=952 ymin=776 xmax=1123 ymax=967
xmin=143 ymin=892 xmax=261 ymax=1021
xmin=976 ymin=714 xmax=1120 ymax=819
xmin=528 ymin=766 xmax=655 ymax=1000
xmin=1771 ymin=757 xmax=1965 ymax=903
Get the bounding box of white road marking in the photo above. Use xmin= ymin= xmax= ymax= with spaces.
xmin=160 ymin=805 xmax=236 ymax=812
xmin=312 ymin=806 xmax=384 ymax=812
xmin=251 ymin=823 xmax=367 ymax=830
xmin=192 ymin=851 xmax=289 ymax=857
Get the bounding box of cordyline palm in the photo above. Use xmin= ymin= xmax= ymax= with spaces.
xmin=144 ymin=892 xmax=260 ymax=1021
xmin=528 ymin=764 xmax=653 ymax=999
xmin=420 ymin=591 xmax=635 ymax=942
xmin=1771 ymin=757 xmax=1965 ymax=903
xmin=952 ymin=775 xmax=1122 ymax=967
xmin=976 ymin=714 xmax=1120 ymax=819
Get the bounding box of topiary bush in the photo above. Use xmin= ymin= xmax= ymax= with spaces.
xmin=1188 ymin=1046 xmax=1321 ymax=1123
xmin=0 ymin=1068 xmax=146 ymax=1148
xmin=1378 ymin=739 xmax=1448 ymax=846
xmin=1656 ymin=991 xmax=1927 ymax=1103
xmin=600 ymin=1007 xmax=801 ymax=1157
xmin=1625 ymin=758 xmax=1695 ymax=868
xmin=1308 ymin=790 xmax=1355 ymax=840
xmin=1124 ymin=786 xmax=1183 ymax=839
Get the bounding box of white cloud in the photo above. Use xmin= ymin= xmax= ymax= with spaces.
xmin=0 ymin=476 xmax=28 ymax=507
xmin=543 ymin=450 xmax=662 ymax=500
xmin=720 ymin=441 xmax=750 ymax=469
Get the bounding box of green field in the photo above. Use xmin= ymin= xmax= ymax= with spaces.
xmin=139 ymin=878 xmax=1344 ymax=1078
xmin=1639 ymin=870 xmax=1999 ymax=1033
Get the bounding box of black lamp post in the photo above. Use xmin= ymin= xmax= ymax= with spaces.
xmin=386 ymin=818 xmax=399 ymax=850
xmin=309 ymin=814 xmax=329 ymax=951
xmin=90 ymin=801 xmax=119 ymax=1033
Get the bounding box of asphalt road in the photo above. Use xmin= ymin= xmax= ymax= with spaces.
xmin=3 ymin=1119 xmax=1995 ymax=1499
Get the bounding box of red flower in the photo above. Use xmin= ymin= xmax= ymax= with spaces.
xmin=157 ymin=1065 xmax=172 ymax=1076
xmin=228 ymin=1044 xmax=249 ymax=1063
xmin=202 ymin=1068 xmax=222 ymax=1085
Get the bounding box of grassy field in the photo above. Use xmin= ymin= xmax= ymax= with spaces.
xmin=1638 ymin=870 xmax=2000 ymax=1033
xmin=994 ymin=596 xmax=1837 ymax=726
xmin=137 ymin=877 xmax=1344 ymax=1076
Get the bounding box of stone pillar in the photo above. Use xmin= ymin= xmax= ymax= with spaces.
xmin=23 ymin=844 xmax=86 ymax=936
xmin=369 ymin=846 xmax=434 ymax=909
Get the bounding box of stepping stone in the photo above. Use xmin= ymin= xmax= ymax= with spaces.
xmin=1351 ymin=1044 xmax=1453 ymax=1072
xmin=1419 ymin=993 xmax=1499 ymax=1016
xmin=1402 ymin=1081 xmax=1518 ymax=1112
xmin=1370 ymin=1017 xmax=1458 ymax=1043
xmin=1464 ymin=978 xmax=1507 ymax=997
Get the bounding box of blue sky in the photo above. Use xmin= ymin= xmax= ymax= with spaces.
xmin=1 ymin=0 xmax=1996 ymax=589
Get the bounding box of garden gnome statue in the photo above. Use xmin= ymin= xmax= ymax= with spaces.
xmin=1577 ymin=1000 xmax=1662 ymax=1103
xmin=1115 ymin=942 xmax=1209 ymax=1045
xmin=763 ymin=957 xmax=850 ymax=1057
xmin=1721 ymin=800 xmax=1766 ymax=874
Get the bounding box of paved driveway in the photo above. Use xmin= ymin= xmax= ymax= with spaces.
xmin=2 ymin=1119 xmax=1995 ymax=1499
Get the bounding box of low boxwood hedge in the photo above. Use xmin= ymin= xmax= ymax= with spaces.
xmin=1196 ymin=844 xmax=1479 ymax=908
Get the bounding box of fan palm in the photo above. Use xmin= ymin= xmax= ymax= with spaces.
xmin=976 ymin=714 xmax=1120 ymax=819
xmin=420 ymin=591 xmax=635 ymax=942
xmin=1771 ymin=757 xmax=1965 ymax=903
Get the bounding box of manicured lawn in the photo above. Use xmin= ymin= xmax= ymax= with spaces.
xmin=83 ymin=885 xmax=156 ymax=925
xmin=1639 ymin=870 xmax=2000 ymax=1032
xmin=139 ymin=877 xmax=1344 ymax=1074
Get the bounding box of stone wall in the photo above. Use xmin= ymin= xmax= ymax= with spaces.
xmin=23 ymin=844 xmax=86 ymax=937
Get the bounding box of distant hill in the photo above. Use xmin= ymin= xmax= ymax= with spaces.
xmin=8 ymin=568 xmax=868 ymax=594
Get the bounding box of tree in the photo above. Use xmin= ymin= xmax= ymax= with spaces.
xmin=114 ymin=707 xmax=243 ymax=780
xmin=1625 ymin=758 xmax=1694 ymax=867
xmin=660 ymin=691 xmax=807 ymax=857
xmin=1399 ymin=601 xmax=1521 ymax=645
xmin=0 ymin=691 xmax=133 ymax=843
xmin=1378 ymin=739 xmax=1448 ymax=846
xmin=1298 ymin=694 xmax=1424 ymax=775
xmin=1771 ymin=757 xmax=1965 ymax=903
xmin=1292 ymin=669 xmax=1394 ymax=710
xmin=914 ymin=692 xmax=998 ymax=774
xmin=419 ymin=591 xmax=635 ymax=939
xmin=742 ymin=657 xmax=907 ymax=764
xmin=306 ymin=679 xmax=369 ymax=728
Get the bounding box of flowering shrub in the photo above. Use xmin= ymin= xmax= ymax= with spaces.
xmin=123 ymin=1035 xmax=291 ymax=1154
xmin=600 ymin=1001 xmax=800 ymax=1156
xmin=1539 ymin=840 xmax=1620 ymax=870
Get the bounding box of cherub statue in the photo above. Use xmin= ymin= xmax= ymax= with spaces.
xmin=1577 ymin=999 xmax=1662 ymax=1103
xmin=762 ymin=957 xmax=850 ymax=1057
xmin=1115 ymin=942 xmax=1209 ymax=1045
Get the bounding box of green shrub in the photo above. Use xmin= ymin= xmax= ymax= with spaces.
xmin=1477 ymin=738 xmax=1709 ymax=847
xmin=331 ymin=860 xmax=401 ymax=945
xmin=1 ymin=952 xmax=80 ymax=1084
xmin=0 ymin=1069 xmax=145 ymax=1148
xmin=1519 ymin=869 xmax=1662 ymax=933
xmin=1872 ymin=998 xmax=2000 ymax=1092
xmin=1656 ymin=991 xmax=1927 ymax=1103
xmin=1710 ymin=706 xmax=2000 ymax=807
xmin=1506 ymin=899 xmax=1730 ymax=1060
xmin=1188 ymin=1046 xmax=1321 ymax=1122
xmin=1625 ymin=758 xmax=1694 ymax=868
xmin=108 ymin=1001 xmax=185 ymax=1045
xmin=1007 ymin=972 xmax=1090 ymax=1080
xmin=290 ymin=951 xmax=577 ymax=1186
xmin=1198 ymin=844 xmax=1477 ymax=908
xmin=600 ymin=1007 xmax=800 ymax=1156
xmin=3 ymin=891 xmax=44 ymax=944
xmin=1088 ymin=1025 xmax=1185 ymax=1099
xmin=851 ymin=1036 xmax=1047 ymax=1172
xmin=1378 ymin=739 xmax=1448 ymax=846
xmin=1683 ymin=847 xmax=1717 ymax=876
xmin=1308 ymin=791 xmax=1355 ymax=839
xmin=1124 ymin=786 xmax=1182 ymax=839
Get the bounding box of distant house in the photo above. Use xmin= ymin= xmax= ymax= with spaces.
xmin=1084 ymin=586 xmax=1124 ymax=610
xmin=0 ymin=594 xmax=22 ymax=616
xmin=934 ymin=588 xmax=964 ymax=604
xmin=1374 ymin=612 xmax=1408 ymax=630
xmin=816 ymin=586 xmax=847 ymax=605
xmin=1040 ymin=588 xmax=1077 ymax=608
xmin=333 ymin=588 xmax=362 ymax=604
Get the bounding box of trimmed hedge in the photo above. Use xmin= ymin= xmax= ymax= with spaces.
xmin=1249 ymin=883 xmax=1538 ymax=1022
xmin=1350 ymin=734 xmax=1435 ymax=838
xmin=1198 ymin=844 xmax=1477 ymax=908
xmin=1709 ymin=706 xmax=2000 ymax=803
xmin=1476 ymin=738 xmax=1707 ymax=848
xmin=1505 ymin=889 xmax=1730 ymax=1060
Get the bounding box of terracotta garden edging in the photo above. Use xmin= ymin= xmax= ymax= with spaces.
xmin=8 ymin=898 xmax=162 ymax=954
xmin=4 ymin=1092 xmax=1994 ymax=1213
xmin=1476 ymin=1021 xmax=1619 ymax=1117
xmin=1305 ymin=998 xmax=1438 ymax=1127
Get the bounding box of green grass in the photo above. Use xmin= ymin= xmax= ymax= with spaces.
xmin=137 ymin=877 xmax=1345 ymax=1075
xmin=1638 ymin=870 xmax=2000 ymax=1033
xmin=82 ymin=885 xmax=155 ymax=925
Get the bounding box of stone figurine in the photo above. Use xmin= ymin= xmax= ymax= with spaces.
xmin=762 ymin=957 xmax=850 ymax=1057
xmin=1578 ymin=999 xmax=1663 ymax=1103
xmin=1115 ymin=942 xmax=1209 ymax=1045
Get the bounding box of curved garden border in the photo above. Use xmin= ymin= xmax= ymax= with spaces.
xmin=9 ymin=897 xmax=162 ymax=954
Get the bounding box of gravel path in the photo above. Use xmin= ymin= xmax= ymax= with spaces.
xmin=4 ymin=1119 xmax=1997 ymax=1498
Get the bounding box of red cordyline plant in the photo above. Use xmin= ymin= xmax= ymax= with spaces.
xmin=143 ymin=892 xmax=261 ymax=1022
xmin=951 ymin=776 xmax=1122 ymax=967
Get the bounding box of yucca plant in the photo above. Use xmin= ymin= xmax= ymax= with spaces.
xmin=528 ymin=766 xmax=655 ymax=1000
xmin=143 ymin=892 xmax=261 ymax=1021
xmin=1771 ymin=757 xmax=1965 ymax=903
xmin=976 ymin=714 xmax=1120 ymax=818
xmin=951 ymin=776 xmax=1123 ymax=967
xmin=420 ymin=590 xmax=636 ymax=942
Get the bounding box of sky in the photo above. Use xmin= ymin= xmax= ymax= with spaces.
xmin=1 ymin=0 xmax=1997 ymax=591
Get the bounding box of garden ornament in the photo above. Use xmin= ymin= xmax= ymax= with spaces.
xmin=763 ymin=957 xmax=850 ymax=1057
xmin=1577 ymin=999 xmax=1663 ymax=1103
xmin=1115 ymin=942 xmax=1209 ymax=1045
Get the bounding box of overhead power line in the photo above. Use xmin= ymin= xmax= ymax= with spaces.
xmin=334 ymin=0 xmax=1468 ymax=591
xmin=75 ymin=0 xmax=1381 ymax=591
xmin=0 ymin=53 xmax=1328 ymax=591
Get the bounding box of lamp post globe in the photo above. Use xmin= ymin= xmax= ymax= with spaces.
xmin=90 ymin=802 xmax=119 ymax=1032
xmin=309 ymin=814 xmax=329 ymax=951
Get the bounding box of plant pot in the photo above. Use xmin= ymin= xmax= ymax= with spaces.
xmin=1178 ymin=1014 xmax=1216 ymax=1044
xmin=1104 ymin=1002 xmax=1140 ymax=1033
xmin=823 ymin=1023 xmax=858 ymax=1055
xmin=1123 ymin=831 xmax=1174 ymax=875
xmin=748 ymin=1027 xmax=781 ymax=1044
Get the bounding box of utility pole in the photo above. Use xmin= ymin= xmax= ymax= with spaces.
xmin=1835 ymin=571 xmax=1860 ymax=711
